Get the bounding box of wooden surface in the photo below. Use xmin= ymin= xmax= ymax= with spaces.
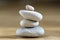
xmin=0 ymin=1 xmax=60 ymax=40
xmin=0 ymin=26 xmax=60 ymax=40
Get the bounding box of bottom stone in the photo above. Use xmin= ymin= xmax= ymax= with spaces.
xmin=16 ymin=26 xmax=45 ymax=37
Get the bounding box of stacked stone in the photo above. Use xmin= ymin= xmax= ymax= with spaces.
xmin=16 ymin=5 xmax=45 ymax=37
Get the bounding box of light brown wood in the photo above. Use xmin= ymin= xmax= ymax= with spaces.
xmin=0 ymin=26 xmax=60 ymax=40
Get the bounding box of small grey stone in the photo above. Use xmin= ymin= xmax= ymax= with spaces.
xmin=25 ymin=5 xmax=34 ymax=11
xmin=20 ymin=19 xmax=39 ymax=27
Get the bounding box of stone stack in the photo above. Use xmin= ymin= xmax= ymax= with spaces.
xmin=16 ymin=5 xmax=45 ymax=37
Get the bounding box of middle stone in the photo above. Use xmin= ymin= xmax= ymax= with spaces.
xmin=20 ymin=19 xmax=39 ymax=27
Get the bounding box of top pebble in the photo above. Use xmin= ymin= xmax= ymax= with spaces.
xmin=25 ymin=5 xmax=34 ymax=11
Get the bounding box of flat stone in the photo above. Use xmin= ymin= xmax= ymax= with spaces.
xmin=20 ymin=19 xmax=39 ymax=27
xmin=19 ymin=10 xmax=43 ymax=21
xmin=16 ymin=26 xmax=45 ymax=37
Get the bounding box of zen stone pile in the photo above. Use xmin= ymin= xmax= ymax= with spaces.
xmin=16 ymin=5 xmax=45 ymax=37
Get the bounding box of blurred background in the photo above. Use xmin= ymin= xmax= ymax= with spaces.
xmin=0 ymin=0 xmax=60 ymax=38
xmin=0 ymin=0 xmax=60 ymax=27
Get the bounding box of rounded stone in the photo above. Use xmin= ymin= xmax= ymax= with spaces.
xmin=20 ymin=19 xmax=39 ymax=27
xmin=16 ymin=26 xmax=45 ymax=37
xmin=25 ymin=5 xmax=34 ymax=11
xmin=19 ymin=10 xmax=43 ymax=21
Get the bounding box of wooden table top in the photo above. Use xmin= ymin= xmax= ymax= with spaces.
xmin=0 ymin=26 xmax=60 ymax=40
